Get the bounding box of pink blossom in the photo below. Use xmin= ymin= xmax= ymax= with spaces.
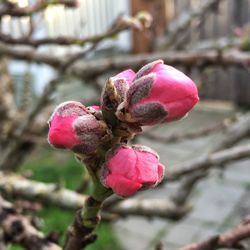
xmin=48 ymin=101 xmax=107 ymax=154
xmin=116 ymin=60 xmax=199 ymax=126
xmin=100 ymin=144 xmax=165 ymax=197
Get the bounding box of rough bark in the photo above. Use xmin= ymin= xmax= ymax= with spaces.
xmin=0 ymin=196 xmax=61 ymax=250
xmin=179 ymin=216 xmax=250 ymax=250
xmin=0 ymin=172 xmax=188 ymax=220
xmin=1 ymin=43 xmax=249 ymax=78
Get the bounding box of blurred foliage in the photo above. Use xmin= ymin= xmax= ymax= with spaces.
xmin=10 ymin=145 xmax=123 ymax=250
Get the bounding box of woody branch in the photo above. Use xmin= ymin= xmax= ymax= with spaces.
xmin=0 ymin=45 xmax=249 ymax=77
xmin=179 ymin=216 xmax=250 ymax=250
xmin=0 ymin=0 xmax=77 ymax=17
xmin=0 ymin=196 xmax=61 ymax=250
xmin=0 ymin=143 xmax=250 ymax=218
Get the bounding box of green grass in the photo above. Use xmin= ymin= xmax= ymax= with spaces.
xmin=11 ymin=145 xmax=123 ymax=250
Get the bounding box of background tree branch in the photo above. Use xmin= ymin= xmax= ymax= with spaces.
xmin=0 ymin=196 xmax=61 ymax=250
xmin=0 ymin=171 xmax=189 ymax=220
xmin=0 ymin=0 xmax=77 ymax=17
xmin=179 ymin=215 xmax=250 ymax=250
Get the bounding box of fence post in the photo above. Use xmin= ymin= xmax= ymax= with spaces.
xmin=130 ymin=0 xmax=167 ymax=54
xmin=233 ymin=0 xmax=250 ymax=107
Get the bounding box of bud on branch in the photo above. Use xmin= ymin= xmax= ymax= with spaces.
xmin=47 ymin=59 xmax=199 ymax=249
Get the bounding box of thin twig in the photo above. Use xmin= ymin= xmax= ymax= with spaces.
xmin=142 ymin=116 xmax=234 ymax=144
xmin=166 ymin=143 xmax=250 ymax=182
xmin=179 ymin=216 xmax=250 ymax=250
xmin=160 ymin=0 xmax=221 ymax=49
xmin=0 ymin=15 xmax=138 ymax=47
xmin=0 ymin=0 xmax=77 ymax=17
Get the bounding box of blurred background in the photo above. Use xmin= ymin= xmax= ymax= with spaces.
xmin=0 ymin=0 xmax=250 ymax=249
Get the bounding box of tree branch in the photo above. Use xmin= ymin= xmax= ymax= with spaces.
xmin=0 ymin=58 xmax=18 ymax=145
xmin=170 ymin=171 xmax=207 ymax=206
xmin=68 ymin=50 xmax=250 ymax=79
xmin=0 ymin=172 xmax=188 ymax=220
xmin=0 ymin=172 xmax=87 ymax=210
xmin=0 ymin=196 xmax=61 ymax=250
xmin=109 ymin=198 xmax=190 ymax=220
xmin=189 ymin=37 xmax=242 ymax=51
xmin=0 ymin=76 xmax=64 ymax=170
xmin=1 ymin=43 xmax=249 ymax=77
xmin=164 ymin=112 xmax=250 ymax=182
xmin=160 ymin=0 xmax=221 ymax=49
xmin=0 ymin=43 xmax=61 ymax=67
xmin=179 ymin=216 xmax=250 ymax=250
xmin=0 ymin=0 xmax=77 ymax=17
xmin=167 ymin=143 xmax=250 ymax=182
xmin=0 ymin=13 xmax=150 ymax=48
xmin=142 ymin=116 xmax=234 ymax=144
xmin=167 ymin=112 xmax=250 ymax=206
xmin=212 ymin=112 xmax=250 ymax=152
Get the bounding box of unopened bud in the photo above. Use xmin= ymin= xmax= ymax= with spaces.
xmin=116 ymin=60 xmax=199 ymax=126
xmin=48 ymin=101 xmax=108 ymax=154
xmin=100 ymin=144 xmax=165 ymax=197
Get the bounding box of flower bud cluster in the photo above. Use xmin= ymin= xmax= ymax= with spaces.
xmin=48 ymin=60 xmax=199 ymax=197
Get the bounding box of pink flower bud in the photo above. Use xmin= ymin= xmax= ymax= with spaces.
xmin=101 ymin=69 xmax=135 ymax=112
xmin=117 ymin=60 xmax=199 ymax=126
xmin=48 ymin=101 xmax=108 ymax=154
xmin=100 ymin=144 xmax=165 ymax=197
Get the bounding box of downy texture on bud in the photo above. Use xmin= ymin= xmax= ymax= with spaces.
xmin=48 ymin=101 xmax=108 ymax=154
xmin=116 ymin=60 xmax=199 ymax=126
xmin=100 ymin=144 xmax=165 ymax=197
xmin=101 ymin=69 xmax=135 ymax=112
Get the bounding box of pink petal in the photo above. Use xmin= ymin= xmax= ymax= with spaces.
xmin=144 ymin=64 xmax=198 ymax=103
xmin=107 ymin=147 xmax=137 ymax=180
xmin=106 ymin=174 xmax=142 ymax=197
xmin=90 ymin=105 xmax=101 ymax=111
xmin=48 ymin=115 xmax=79 ymax=148
xmin=113 ymin=69 xmax=136 ymax=86
xmin=157 ymin=163 xmax=165 ymax=182
xmin=135 ymin=151 xmax=160 ymax=184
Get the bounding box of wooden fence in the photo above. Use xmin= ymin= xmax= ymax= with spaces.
xmin=164 ymin=0 xmax=250 ymax=105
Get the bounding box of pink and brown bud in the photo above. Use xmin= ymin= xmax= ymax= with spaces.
xmin=117 ymin=60 xmax=199 ymax=126
xmin=87 ymin=105 xmax=102 ymax=119
xmin=101 ymin=69 xmax=135 ymax=112
xmin=48 ymin=101 xmax=108 ymax=154
xmin=100 ymin=144 xmax=165 ymax=198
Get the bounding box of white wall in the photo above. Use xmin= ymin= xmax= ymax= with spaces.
xmin=2 ymin=0 xmax=132 ymax=92
xmin=1 ymin=0 xmax=132 ymax=52
xmin=44 ymin=0 xmax=131 ymax=51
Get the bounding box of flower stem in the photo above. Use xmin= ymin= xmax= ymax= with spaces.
xmin=63 ymin=159 xmax=112 ymax=250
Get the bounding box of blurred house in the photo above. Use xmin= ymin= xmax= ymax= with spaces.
xmin=1 ymin=0 xmax=250 ymax=106
xmin=1 ymin=0 xmax=131 ymax=99
xmin=1 ymin=0 xmax=131 ymax=52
